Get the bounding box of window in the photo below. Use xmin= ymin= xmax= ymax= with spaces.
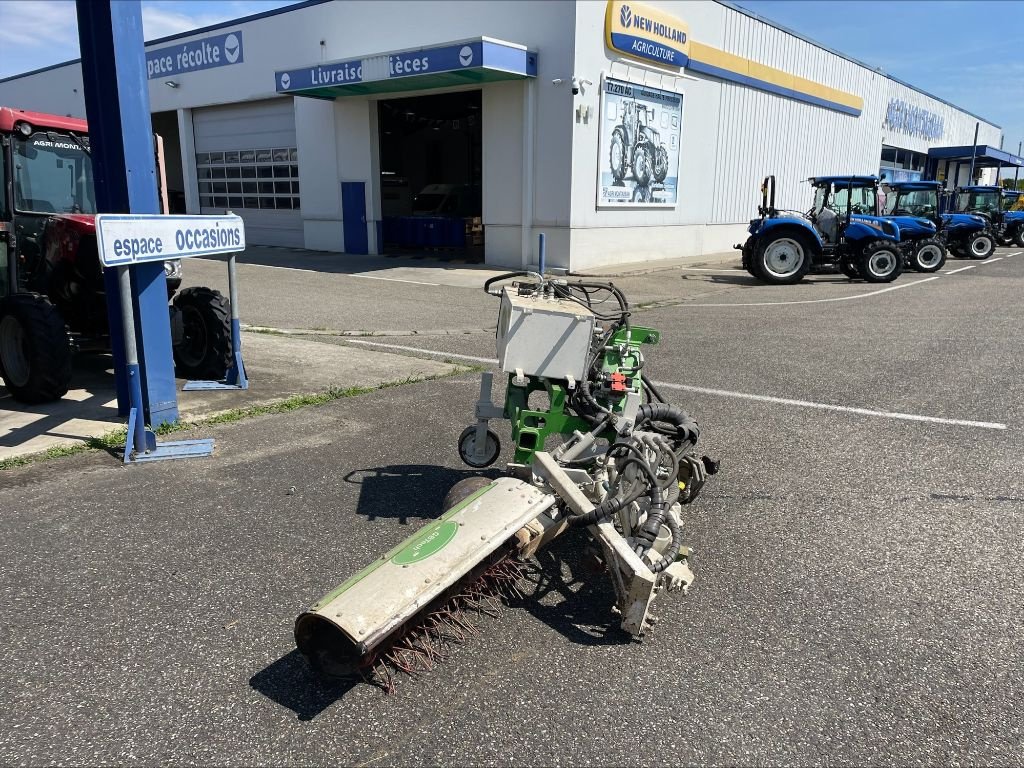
xmin=195 ymin=146 xmax=299 ymax=211
xmin=831 ymin=185 xmax=877 ymax=216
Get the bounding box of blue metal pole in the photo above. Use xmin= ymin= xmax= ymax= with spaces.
xmin=76 ymin=0 xmax=179 ymax=427
xmin=538 ymin=232 xmax=546 ymax=275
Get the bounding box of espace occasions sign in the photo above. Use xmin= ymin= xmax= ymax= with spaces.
xmin=605 ymin=0 xmax=690 ymax=68
xmin=146 ymin=31 xmax=244 ymax=80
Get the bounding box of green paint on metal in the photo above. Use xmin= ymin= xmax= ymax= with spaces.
xmin=611 ymin=325 xmax=660 ymax=345
xmin=309 ymin=482 xmax=495 ymax=610
xmin=391 ymin=520 xmax=459 ymax=565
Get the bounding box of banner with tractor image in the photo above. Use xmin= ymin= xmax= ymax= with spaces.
xmin=598 ymin=77 xmax=682 ymax=207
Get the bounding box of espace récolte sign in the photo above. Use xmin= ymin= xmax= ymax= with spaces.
xmin=146 ymin=31 xmax=244 ymax=80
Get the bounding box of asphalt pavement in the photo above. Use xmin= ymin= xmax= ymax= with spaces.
xmin=1 ymin=247 xmax=1022 ymax=764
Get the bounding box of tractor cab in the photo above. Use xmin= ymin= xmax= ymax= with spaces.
xmin=956 ymin=185 xmax=1024 ymax=248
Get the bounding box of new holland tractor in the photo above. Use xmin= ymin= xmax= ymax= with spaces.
xmin=883 ymin=180 xmax=995 ymax=262
xmin=295 ymin=272 xmax=717 ymax=690
xmin=954 ymin=185 xmax=1024 ymax=249
xmin=738 ymin=175 xmax=907 ymax=285
xmin=609 ymin=98 xmax=670 ymax=188
xmin=0 ymin=107 xmax=232 ymax=404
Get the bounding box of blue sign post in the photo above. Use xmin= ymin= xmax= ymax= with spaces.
xmin=75 ymin=0 xmax=180 ymax=430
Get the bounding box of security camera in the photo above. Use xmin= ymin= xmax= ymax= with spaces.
xmin=571 ymin=77 xmax=580 ymax=96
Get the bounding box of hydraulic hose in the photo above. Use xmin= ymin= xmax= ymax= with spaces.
xmin=636 ymin=402 xmax=700 ymax=447
xmin=646 ymin=507 xmax=682 ymax=573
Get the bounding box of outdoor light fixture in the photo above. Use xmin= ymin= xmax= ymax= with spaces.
xmin=165 ymin=80 xmax=179 ymax=88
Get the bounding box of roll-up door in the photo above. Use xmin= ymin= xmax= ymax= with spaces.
xmin=192 ymin=98 xmax=302 ymax=247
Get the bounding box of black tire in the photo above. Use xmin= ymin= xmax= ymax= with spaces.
xmin=1014 ymin=227 xmax=1024 ymax=248
xmin=458 ymin=425 xmax=501 ymax=468
xmin=858 ymin=240 xmax=903 ymax=283
xmin=632 ymin=143 xmax=653 ymax=186
xmin=0 ymin=293 xmax=72 ymax=404
xmin=609 ymin=127 xmax=627 ymax=182
xmin=965 ymin=230 xmax=994 ymax=260
xmin=839 ymin=258 xmax=860 ymax=280
xmin=653 ymin=145 xmax=669 ymax=183
xmin=752 ymin=231 xmax=812 ymax=284
xmin=442 ymin=476 xmax=493 ymax=512
xmin=171 ymin=286 xmax=231 ymax=380
xmin=910 ymin=237 xmax=946 ymax=273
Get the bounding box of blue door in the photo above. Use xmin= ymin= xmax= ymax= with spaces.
xmin=341 ymin=181 xmax=368 ymax=254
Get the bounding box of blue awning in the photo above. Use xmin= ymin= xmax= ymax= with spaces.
xmin=927 ymin=145 xmax=1023 ymax=169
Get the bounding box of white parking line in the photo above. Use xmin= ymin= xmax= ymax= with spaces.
xmin=654 ymin=381 xmax=1006 ymax=430
xmin=978 ymin=257 xmax=1003 ymax=264
xmin=1003 ymin=251 xmax=1021 ymax=258
xmin=343 ymin=339 xmax=1007 ymax=431
xmin=676 ymin=276 xmax=941 ymax=308
xmin=943 ymin=265 xmax=977 ymax=274
xmin=204 ymin=260 xmax=440 ymax=286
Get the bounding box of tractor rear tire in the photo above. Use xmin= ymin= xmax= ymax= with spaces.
xmin=171 ymin=286 xmax=231 ymax=380
xmin=0 ymin=293 xmax=72 ymax=404
xmin=910 ymin=238 xmax=946 ymax=273
xmin=752 ymin=231 xmax=811 ymax=284
xmin=965 ymin=230 xmax=995 ymax=260
xmin=1015 ymin=228 xmax=1024 ymax=248
xmin=857 ymin=240 xmax=902 ymax=283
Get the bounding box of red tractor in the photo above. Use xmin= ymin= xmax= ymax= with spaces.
xmin=0 ymin=107 xmax=231 ymax=404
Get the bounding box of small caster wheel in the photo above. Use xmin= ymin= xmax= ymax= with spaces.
xmin=458 ymin=425 xmax=501 ymax=468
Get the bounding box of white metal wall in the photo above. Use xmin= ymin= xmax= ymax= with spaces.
xmin=710 ymin=6 xmax=1002 ymax=224
xmin=192 ymin=97 xmax=302 ymax=247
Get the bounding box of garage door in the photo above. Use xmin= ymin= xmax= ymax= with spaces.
xmin=193 ymin=98 xmax=303 ymax=247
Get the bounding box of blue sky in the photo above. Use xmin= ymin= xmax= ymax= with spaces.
xmin=1 ymin=0 xmax=1021 ymax=150
xmin=735 ymin=0 xmax=1024 ymax=151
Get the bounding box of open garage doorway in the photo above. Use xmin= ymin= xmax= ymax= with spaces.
xmin=377 ymin=90 xmax=483 ymax=262
xmin=151 ymin=111 xmax=186 ymax=213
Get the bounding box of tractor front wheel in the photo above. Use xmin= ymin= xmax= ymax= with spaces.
xmin=653 ymin=146 xmax=669 ymax=183
xmin=858 ymin=241 xmax=903 ymax=283
xmin=609 ymin=127 xmax=627 ymax=182
xmin=0 ymin=293 xmax=72 ymax=404
xmin=910 ymin=238 xmax=946 ymax=273
xmin=171 ymin=286 xmax=232 ymax=380
xmin=753 ymin=232 xmax=811 ymax=284
xmin=1014 ymin=227 xmax=1024 ymax=248
xmin=632 ymin=144 xmax=654 ymax=186
xmin=965 ymin=231 xmax=995 ymax=260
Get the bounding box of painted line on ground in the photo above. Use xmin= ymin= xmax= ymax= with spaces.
xmin=202 ymin=260 xmax=440 ymax=286
xmin=978 ymin=257 xmax=1003 ymax=264
xmin=942 ymin=265 xmax=977 ymax=275
xmin=654 ymin=381 xmax=1007 ymax=431
xmin=674 ymin=276 xmax=941 ymax=308
xmin=342 ymin=339 xmax=1007 ymax=431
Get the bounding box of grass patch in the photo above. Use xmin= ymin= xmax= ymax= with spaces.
xmin=0 ymin=369 xmax=473 ymax=472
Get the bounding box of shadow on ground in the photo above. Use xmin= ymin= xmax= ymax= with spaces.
xmin=343 ymin=464 xmax=503 ymax=524
xmin=249 ymin=649 xmax=358 ymax=721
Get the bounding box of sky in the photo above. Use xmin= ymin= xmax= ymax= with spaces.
xmin=0 ymin=0 xmax=1021 ymax=150
xmin=735 ymin=0 xmax=1024 ymax=151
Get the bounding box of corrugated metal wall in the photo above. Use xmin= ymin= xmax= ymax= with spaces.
xmin=709 ymin=7 xmax=1001 ymax=224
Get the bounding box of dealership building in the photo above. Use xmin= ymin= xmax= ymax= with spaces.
xmin=0 ymin=0 xmax=1018 ymax=271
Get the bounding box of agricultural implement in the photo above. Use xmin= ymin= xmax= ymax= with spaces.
xmin=295 ymin=272 xmax=717 ymax=690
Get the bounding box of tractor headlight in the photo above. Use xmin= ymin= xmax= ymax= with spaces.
xmin=15 ymin=121 xmax=33 ymax=137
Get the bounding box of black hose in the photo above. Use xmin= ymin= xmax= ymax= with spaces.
xmin=483 ymin=271 xmax=537 ymax=296
xmin=636 ymin=402 xmax=700 ymax=447
xmin=640 ymin=373 xmax=666 ymax=404
xmin=646 ymin=509 xmax=682 ymax=573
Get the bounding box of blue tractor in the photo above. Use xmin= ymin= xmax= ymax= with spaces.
xmin=739 ymin=175 xmax=904 ymax=284
xmin=953 ymin=185 xmax=1024 ymax=249
xmin=882 ymin=180 xmax=994 ymax=264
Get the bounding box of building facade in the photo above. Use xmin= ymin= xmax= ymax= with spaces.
xmin=0 ymin=0 xmax=1006 ymax=270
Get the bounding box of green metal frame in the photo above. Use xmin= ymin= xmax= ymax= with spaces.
xmin=503 ymin=325 xmax=660 ymax=465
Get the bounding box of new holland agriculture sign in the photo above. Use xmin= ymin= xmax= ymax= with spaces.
xmin=605 ymin=0 xmax=690 ymax=68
